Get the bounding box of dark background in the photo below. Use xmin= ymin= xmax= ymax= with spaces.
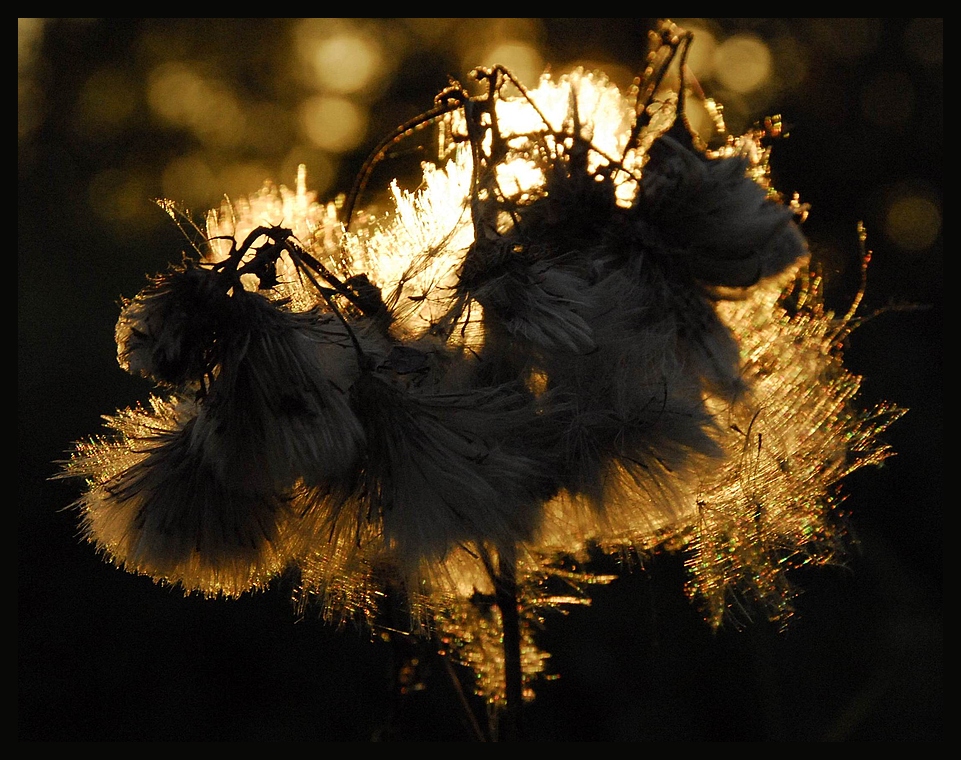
xmin=19 ymin=19 xmax=941 ymax=741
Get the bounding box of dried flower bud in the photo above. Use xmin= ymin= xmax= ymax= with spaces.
xmin=62 ymin=396 xmax=296 ymax=596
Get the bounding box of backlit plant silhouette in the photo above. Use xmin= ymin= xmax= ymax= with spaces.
xmin=59 ymin=22 xmax=901 ymax=739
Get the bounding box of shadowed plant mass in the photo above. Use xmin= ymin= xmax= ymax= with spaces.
xmin=54 ymin=21 xmax=908 ymax=740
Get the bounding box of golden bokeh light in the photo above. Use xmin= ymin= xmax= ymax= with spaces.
xmin=217 ymin=162 xmax=276 ymax=205
xmin=147 ymin=62 xmax=244 ymax=146
xmin=683 ymin=97 xmax=724 ymax=143
xmin=456 ymin=19 xmax=545 ymax=84
xmin=296 ymin=22 xmax=385 ymax=95
xmin=18 ymin=18 xmax=47 ymax=142
xmin=883 ymin=186 xmax=941 ymax=253
xmin=299 ymin=95 xmax=368 ymax=152
xmin=477 ymin=42 xmax=546 ymax=88
xmin=679 ymin=22 xmax=719 ymax=81
xmin=714 ymin=34 xmax=772 ymax=94
xmin=17 ymin=17 xmax=45 ymax=73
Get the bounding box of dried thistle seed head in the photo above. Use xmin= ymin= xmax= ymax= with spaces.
xmin=635 ymin=126 xmax=808 ymax=290
xmin=59 ymin=396 xmax=299 ymax=597
xmin=59 ymin=20 xmax=902 ymax=668
xmin=342 ymin=372 xmax=550 ymax=570
xmin=190 ymin=290 xmax=368 ymax=485
xmin=116 ymin=263 xmax=231 ymax=387
xmin=116 ymin=224 xmax=311 ymax=387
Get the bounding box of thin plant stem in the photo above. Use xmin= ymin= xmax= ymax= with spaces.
xmin=440 ymin=652 xmax=489 ymax=742
xmin=493 ymin=544 xmax=524 ymax=742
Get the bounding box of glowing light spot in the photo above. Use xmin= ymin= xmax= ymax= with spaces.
xmin=18 ymin=18 xmax=47 ymax=141
xmin=680 ymin=23 xmax=718 ymax=81
xmin=306 ymin=33 xmax=383 ymax=94
xmin=884 ymin=188 xmax=941 ymax=253
xmin=299 ymin=95 xmax=367 ymax=152
xmin=456 ymin=18 xmax=546 ymax=88
xmin=495 ymin=158 xmax=544 ymax=202
xmin=161 ymin=157 xmax=273 ymax=212
xmin=17 ymin=18 xmax=45 ymax=73
xmin=478 ymin=42 xmax=545 ymax=88
xmin=714 ymin=35 xmax=772 ymax=94
xmin=147 ymin=63 xmax=243 ymax=146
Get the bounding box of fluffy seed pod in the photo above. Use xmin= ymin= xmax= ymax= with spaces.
xmin=61 ymin=396 xmax=296 ymax=597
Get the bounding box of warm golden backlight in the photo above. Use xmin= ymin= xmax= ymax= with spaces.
xmin=714 ymin=34 xmax=772 ymax=93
